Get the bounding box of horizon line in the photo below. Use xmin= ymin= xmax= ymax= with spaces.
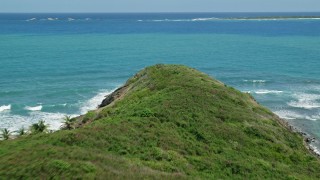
xmin=0 ymin=11 xmax=320 ymax=14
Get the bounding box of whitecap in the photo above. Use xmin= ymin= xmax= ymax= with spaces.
xmin=274 ymin=110 xmax=320 ymax=121
xmin=0 ymin=105 xmax=11 ymax=112
xmin=25 ymin=105 xmax=43 ymax=111
xmin=309 ymin=144 xmax=320 ymax=156
xmin=0 ymin=111 xmax=77 ymax=132
xmin=144 ymin=17 xmax=320 ymax=23
xmin=152 ymin=19 xmax=169 ymax=22
xmin=171 ymin=19 xmax=190 ymax=22
xmin=27 ymin=111 xmax=77 ymax=130
xmin=297 ymin=18 xmax=320 ymax=20
xmin=148 ymin=18 xmax=190 ymax=22
xmin=232 ymin=18 xmax=278 ymax=21
xmin=274 ymin=110 xmax=304 ymax=120
xmin=287 ymin=101 xmax=320 ymax=109
xmin=47 ymin=103 xmax=67 ymax=107
xmin=147 ymin=17 xmax=220 ymax=22
xmin=191 ymin=17 xmax=218 ymax=21
xmin=306 ymin=116 xmax=320 ymax=121
xmin=79 ymin=89 xmax=115 ymax=114
xmin=287 ymin=93 xmax=320 ymax=110
xmin=243 ymin=80 xmax=267 ymax=83
xmin=26 ymin=18 xmax=36 ymax=22
xmin=0 ymin=89 xmax=117 ymax=132
xmin=47 ymin=18 xmax=58 ymax=21
xmin=227 ymin=17 xmax=320 ymax=21
xmin=68 ymin=18 xmax=75 ymax=21
xmin=255 ymin=90 xmax=283 ymax=94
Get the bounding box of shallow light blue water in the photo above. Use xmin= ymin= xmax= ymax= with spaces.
xmin=0 ymin=13 xmax=320 ymax=149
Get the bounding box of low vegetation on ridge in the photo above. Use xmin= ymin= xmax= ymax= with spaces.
xmin=0 ymin=64 xmax=319 ymax=179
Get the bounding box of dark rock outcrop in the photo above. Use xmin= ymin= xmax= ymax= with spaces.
xmin=99 ymin=85 xmax=128 ymax=108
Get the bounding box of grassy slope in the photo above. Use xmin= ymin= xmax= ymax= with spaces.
xmin=0 ymin=64 xmax=319 ymax=179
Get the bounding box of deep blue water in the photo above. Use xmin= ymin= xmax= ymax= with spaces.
xmin=0 ymin=13 xmax=320 ymax=150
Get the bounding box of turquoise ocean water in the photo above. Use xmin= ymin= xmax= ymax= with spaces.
xmin=0 ymin=13 xmax=320 ymax=149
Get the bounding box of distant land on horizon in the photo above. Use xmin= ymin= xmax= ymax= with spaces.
xmin=1 ymin=11 xmax=320 ymax=13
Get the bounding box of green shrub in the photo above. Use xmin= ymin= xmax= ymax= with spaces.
xmin=83 ymin=111 xmax=96 ymax=123
xmin=49 ymin=160 xmax=71 ymax=170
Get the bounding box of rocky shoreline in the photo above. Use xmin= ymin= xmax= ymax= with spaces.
xmin=300 ymin=132 xmax=320 ymax=157
xmin=279 ymin=118 xmax=320 ymax=158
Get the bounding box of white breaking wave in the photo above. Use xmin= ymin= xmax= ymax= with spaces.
xmin=143 ymin=18 xmax=216 ymax=22
xmin=26 ymin=17 xmax=92 ymax=22
xmin=274 ymin=110 xmax=320 ymax=121
xmin=47 ymin=103 xmax=67 ymax=108
xmin=80 ymin=89 xmax=115 ymax=114
xmin=287 ymin=93 xmax=320 ymax=110
xmin=255 ymin=90 xmax=283 ymax=94
xmin=26 ymin=18 xmax=36 ymax=22
xmin=274 ymin=110 xmax=305 ymax=120
xmin=38 ymin=17 xmax=59 ymax=21
xmin=0 ymin=89 xmax=116 ymax=132
xmin=152 ymin=19 xmax=175 ymax=22
xmin=233 ymin=17 xmax=320 ymax=21
xmin=243 ymin=80 xmax=267 ymax=83
xmin=25 ymin=105 xmax=43 ymax=111
xmin=306 ymin=115 xmax=320 ymax=121
xmin=138 ymin=17 xmax=320 ymax=22
xmin=191 ymin=17 xmax=218 ymax=21
xmin=47 ymin=17 xmax=58 ymax=21
xmin=288 ymin=101 xmax=320 ymax=109
xmin=0 ymin=111 xmax=77 ymax=132
xmin=310 ymin=144 xmax=320 ymax=156
xmin=0 ymin=105 xmax=11 ymax=112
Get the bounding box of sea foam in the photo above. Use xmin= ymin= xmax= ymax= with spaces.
xmin=287 ymin=93 xmax=320 ymax=109
xmin=25 ymin=105 xmax=43 ymax=111
xmin=274 ymin=110 xmax=305 ymax=120
xmin=255 ymin=90 xmax=283 ymax=94
xmin=306 ymin=115 xmax=320 ymax=121
xmin=80 ymin=89 xmax=114 ymax=114
xmin=191 ymin=17 xmax=218 ymax=21
xmin=274 ymin=110 xmax=320 ymax=121
xmin=0 ymin=111 xmax=77 ymax=132
xmin=47 ymin=18 xmax=58 ymax=21
xmin=0 ymin=105 xmax=11 ymax=112
xmin=139 ymin=17 xmax=320 ymax=23
xmin=145 ymin=17 xmax=221 ymax=22
xmin=26 ymin=18 xmax=36 ymax=22
xmin=243 ymin=80 xmax=267 ymax=83
xmin=0 ymin=89 xmax=116 ymax=132
xmin=27 ymin=17 xmax=88 ymax=22
xmin=232 ymin=17 xmax=320 ymax=21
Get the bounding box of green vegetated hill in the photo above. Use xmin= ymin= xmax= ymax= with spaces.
xmin=0 ymin=64 xmax=319 ymax=179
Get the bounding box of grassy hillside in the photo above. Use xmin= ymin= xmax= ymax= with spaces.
xmin=0 ymin=64 xmax=319 ymax=179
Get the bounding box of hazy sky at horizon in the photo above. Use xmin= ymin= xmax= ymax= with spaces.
xmin=1 ymin=0 xmax=320 ymax=13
